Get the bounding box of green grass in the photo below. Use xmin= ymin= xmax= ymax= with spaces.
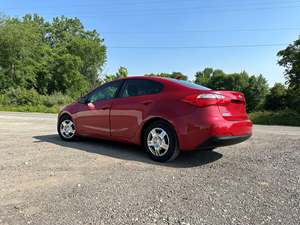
xmin=0 ymin=105 xmax=60 ymax=113
xmin=250 ymin=110 xmax=300 ymax=126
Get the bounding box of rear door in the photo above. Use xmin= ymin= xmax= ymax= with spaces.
xmin=110 ymin=79 xmax=164 ymax=139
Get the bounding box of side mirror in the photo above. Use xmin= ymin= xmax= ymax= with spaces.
xmin=87 ymin=102 xmax=96 ymax=110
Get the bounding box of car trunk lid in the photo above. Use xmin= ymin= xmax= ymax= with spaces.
xmin=214 ymin=91 xmax=248 ymax=121
xmin=181 ymin=89 xmax=248 ymax=121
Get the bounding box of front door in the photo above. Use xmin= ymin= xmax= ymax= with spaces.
xmin=75 ymin=80 xmax=124 ymax=137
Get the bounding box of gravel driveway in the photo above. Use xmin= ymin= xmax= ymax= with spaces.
xmin=0 ymin=112 xmax=299 ymax=225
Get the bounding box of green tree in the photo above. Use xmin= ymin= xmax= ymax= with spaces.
xmin=145 ymin=72 xmax=188 ymax=80
xmin=195 ymin=68 xmax=214 ymax=86
xmin=194 ymin=68 xmax=268 ymax=112
xmin=208 ymin=69 xmax=227 ymax=90
xmin=115 ymin=66 xmax=128 ymax=78
xmin=285 ymin=88 xmax=300 ymax=113
xmin=195 ymin=69 xmax=249 ymax=91
xmin=46 ymin=16 xmax=106 ymax=89
xmin=243 ymin=74 xmax=268 ymax=111
xmin=0 ymin=16 xmax=46 ymax=91
xmin=278 ymin=38 xmax=300 ymax=113
xmin=278 ymin=38 xmax=300 ymax=90
xmin=0 ymin=14 xmax=106 ymax=97
xmin=49 ymin=53 xmax=89 ymax=97
xmin=103 ymin=66 xmax=128 ymax=82
xmin=265 ymin=83 xmax=287 ymax=111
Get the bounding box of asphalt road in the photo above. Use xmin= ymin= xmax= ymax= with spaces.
xmin=0 ymin=112 xmax=299 ymax=225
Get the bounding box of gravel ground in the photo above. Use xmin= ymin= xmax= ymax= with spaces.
xmin=0 ymin=112 xmax=299 ymax=225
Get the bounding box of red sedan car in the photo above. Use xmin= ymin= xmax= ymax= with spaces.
xmin=58 ymin=76 xmax=252 ymax=162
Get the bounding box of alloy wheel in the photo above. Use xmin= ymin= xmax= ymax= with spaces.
xmin=60 ymin=119 xmax=75 ymax=139
xmin=147 ymin=127 xmax=170 ymax=157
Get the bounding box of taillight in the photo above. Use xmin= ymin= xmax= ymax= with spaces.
xmin=182 ymin=93 xmax=230 ymax=107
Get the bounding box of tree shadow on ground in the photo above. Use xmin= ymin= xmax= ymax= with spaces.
xmin=33 ymin=134 xmax=223 ymax=168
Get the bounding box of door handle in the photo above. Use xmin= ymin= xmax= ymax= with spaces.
xmin=141 ymin=100 xmax=153 ymax=105
xmin=101 ymin=106 xmax=110 ymax=110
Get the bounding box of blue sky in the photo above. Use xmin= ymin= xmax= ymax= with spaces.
xmin=1 ymin=0 xmax=300 ymax=85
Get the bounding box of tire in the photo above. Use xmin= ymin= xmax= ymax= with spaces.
xmin=58 ymin=115 xmax=77 ymax=141
xmin=143 ymin=121 xmax=180 ymax=162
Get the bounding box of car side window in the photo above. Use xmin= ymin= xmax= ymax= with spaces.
xmin=88 ymin=80 xmax=123 ymax=103
xmin=121 ymin=79 xmax=163 ymax=97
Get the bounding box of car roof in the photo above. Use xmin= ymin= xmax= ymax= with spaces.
xmin=119 ymin=75 xmax=164 ymax=80
xmin=118 ymin=76 xmax=179 ymax=84
xmin=114 ymin=76 xmax=184 ymax=90
xmin=119 ymin=76 xmax=201 ymax=91
xmin=117 ymin=76 xmax=211 ymax=91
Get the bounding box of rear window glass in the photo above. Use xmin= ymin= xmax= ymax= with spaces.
xmin=121 ymin=79 xmax=163 ymax=97
xmin=166 ymin=78 xmax=211 ymax=90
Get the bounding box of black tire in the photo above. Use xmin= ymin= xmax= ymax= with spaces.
xmin=57 ymin=115 xmax=77 ymax=141
xmin=143 ymin=121 xmax=180 ymax=162
xmin=202 ymin=148 xmax=215 ymax=151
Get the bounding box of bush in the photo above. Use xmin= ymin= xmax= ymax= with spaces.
xmin=285 ymin=88 xmax=300 ymax=113
xmin=0 ymin=94 xmax=10 ymax=105
xmin=0 ymin=88 xmax=74 ymax=113
xmin=4 ymin=87 xmax=41 ymax=106
xmin=250 ymin=110 xmax=300 ymax=126
xmin=41 ymin=93 xmax=74 ymax=107
xmin=264 ymin=83 xmax=287 ymax=111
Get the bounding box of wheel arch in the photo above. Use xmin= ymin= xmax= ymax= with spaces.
xmin=58 ymin=111 xmax=73 ymax=121
xmin=140 ymin=117 xmax=179 ymax=146
xmin=57 ymin=111 xmax=75 ymax=131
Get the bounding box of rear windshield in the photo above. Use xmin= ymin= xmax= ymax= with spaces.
xmin=166 ymin=78 xmax=211 ymax=90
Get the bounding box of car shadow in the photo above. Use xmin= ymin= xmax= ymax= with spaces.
xmin=33 ymin=134 xmax=223 ymax=168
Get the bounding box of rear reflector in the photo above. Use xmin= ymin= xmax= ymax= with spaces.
xmin=182 ymin=93 xmax=230 ymax=107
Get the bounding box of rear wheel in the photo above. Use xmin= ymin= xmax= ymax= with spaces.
xmin=143 ymin=121 xmax=180 ymax=162
xmin=58 ymin=115 xmax=76 ymax=141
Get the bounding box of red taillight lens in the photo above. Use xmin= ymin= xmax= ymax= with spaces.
xmin=182 ymin=93 xmax=230 ymax=107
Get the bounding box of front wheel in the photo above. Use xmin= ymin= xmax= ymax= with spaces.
xmin=58 ymin=115 xmax=77 ymax=141
xmin=143 ymin=121 xmax=180 ymax=162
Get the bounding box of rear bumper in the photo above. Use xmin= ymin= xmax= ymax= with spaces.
xmin=177 ymin=117 xmax=253 ymax=150
xmin=197 ymin=134 xmax=252 ymax=150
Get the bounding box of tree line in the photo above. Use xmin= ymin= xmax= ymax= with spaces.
xmin=0 ymin=14 xmax=106 ymax=97
xmin=0 ymin=14 xmax=299 ymax=114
